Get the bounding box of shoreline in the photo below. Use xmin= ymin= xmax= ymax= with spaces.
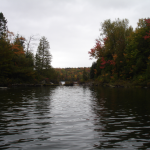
xmin=1 ymin=79 xmax=150 ymax=89
xmin=80 ymin=80 xmax=150 ymax=89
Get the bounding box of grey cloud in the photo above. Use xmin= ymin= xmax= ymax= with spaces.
xmin=0 ymin=0 xmax=150 ymax=67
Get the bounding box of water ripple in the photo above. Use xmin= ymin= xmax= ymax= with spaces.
xmin=0 ymin=86 xmax=150 ymax=149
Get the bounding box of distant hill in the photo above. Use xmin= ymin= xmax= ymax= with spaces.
xmin=55 ymin=67 xmax=90 ymax=81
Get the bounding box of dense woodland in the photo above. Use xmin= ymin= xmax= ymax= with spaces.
xmin=89 ymin=18 xmax=150 ymax=86
xmin=55 ymin=67 xmax=90 ymax=82
xmin=0 ymin=11 xmax=150 ymax=87
xmin=0 ymin=12 xmax=59 ymax=86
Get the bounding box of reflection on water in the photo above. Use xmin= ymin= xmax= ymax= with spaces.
xmin=0 ymin=87 xmax=54 ymax=149
xmin=90 ymin=87 xmax=150 ymax=149
xmin=0 ymin=86 xmax=150 ymax=149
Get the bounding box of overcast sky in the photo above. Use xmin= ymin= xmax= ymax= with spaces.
xmin=0 ymin=0 xmax=150 ymax=68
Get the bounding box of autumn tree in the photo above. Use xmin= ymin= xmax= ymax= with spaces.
xmin=9 ymin=34 xmax=35 ymax=81
xmin=101 ymin=19 xmax=133 ymax=77
xmin=0 ymin=12 xmax=59 ymax=85
xmin=89 ymin=18 xmax=133 ymax=80
xmin=88 ymin=39 xmax=103 ymax=59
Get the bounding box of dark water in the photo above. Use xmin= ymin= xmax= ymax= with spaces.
xmin=0 ymin=86 xmax=150 ymax=150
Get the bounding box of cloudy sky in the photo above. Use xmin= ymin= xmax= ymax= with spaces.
xmin=0 ymin=0 xmax=150 ymax=68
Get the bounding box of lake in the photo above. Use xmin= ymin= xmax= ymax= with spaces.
xmin=0 ymin=86 xmax=150 ymax=149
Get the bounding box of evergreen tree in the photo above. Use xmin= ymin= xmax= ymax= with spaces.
xmin=83 ymin=67 xmax=88 ymax=81
xmin=0 ymin=12 xmax=7 ymax=38
xmin=35 ymin=36 xmax=52 ymax=72
xmin=0 ymin=38 xmax=13 ymax=79
xmin=90 ymin=62 xmax=97 ymax=79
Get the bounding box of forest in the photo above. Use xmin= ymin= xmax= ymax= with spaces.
xmin=55 ymin=67 xmax=90 ymax=82
xmin=0 ymin=12 xmax=59 ymax=86
xmin=0 ymin=11 xmax=150 ymax=87
xmin=89 ymin=18 xmax=150 ymax=87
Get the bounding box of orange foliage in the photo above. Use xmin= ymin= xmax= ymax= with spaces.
xmin=112 ymin=54 xmax=117 ymax=60
xmin=94 ymin=69 xmax=97 ymax=74
xmin=55 ymin=67 xmax=90 ymax=81
xmin=11 ymin=43 xmax=24 ymax=55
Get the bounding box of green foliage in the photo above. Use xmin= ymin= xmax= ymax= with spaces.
xmin=101 ymin=18 xmax=133 ymax=77
xmin=101 ymin=18 xmax=132 ymax=54
xmin=35 ymin=36 xmax=52 ymax=72
xmin=124 ymin=18 xmax=150 ymax=79
xmin=89 ymin=18 xmax=150 ymax=85
xmin=0 ymin=34 xmax=36 ymax=85
xmin=0 ymin=12 xmax=58 ymax=85
xmin=90 ymin=62 xmax=97 ymax=79
xmin=0 ymin=12 xmax=7 ymax=38
xmin=33 ymin=36 xmax=58 ymax=84
xmin=0 ymin=37 xmax=13 ymax=78
xmin=83 ymin=67 xmax=89 ymax=81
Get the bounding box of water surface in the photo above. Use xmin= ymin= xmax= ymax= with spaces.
xmin=0 ymin=86 xmax=150 ymax=149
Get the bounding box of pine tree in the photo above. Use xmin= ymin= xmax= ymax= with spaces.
xmin=90 ymin=62 xmax=97 ymax=79
xmin=35 ymin=36 xmax=52 ymax=72
xmin=83 ymin=67 xmax=88 ymax=81
xmin=0 ymin=12 xmax=7 ymax=38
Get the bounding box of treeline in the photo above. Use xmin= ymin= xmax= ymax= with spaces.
xmin=89 ymin=18 xmax=150 ymax=86
xmin=55 ymin=67 xmax=90 ymax=82
xmin=0 ymin=12 xmax=59 ymax=86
